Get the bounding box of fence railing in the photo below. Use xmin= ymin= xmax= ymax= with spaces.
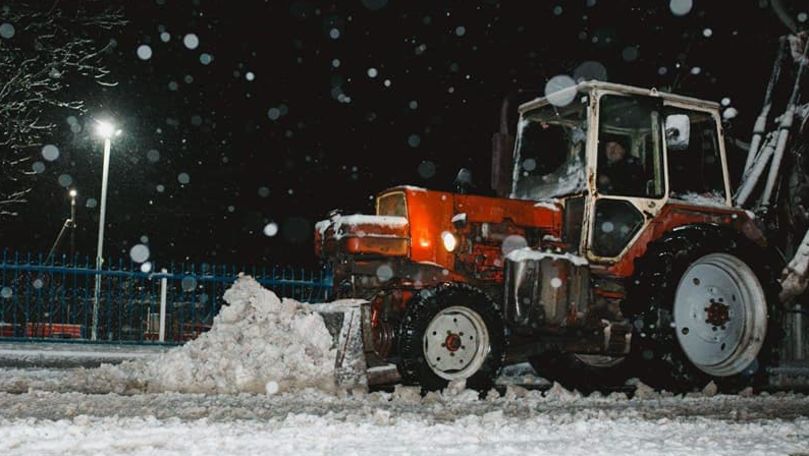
xmin=0 ymin=250 xmax=333 ymax=344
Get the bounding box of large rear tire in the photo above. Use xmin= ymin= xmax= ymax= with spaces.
xmin=625 ymin=225 xmax=783 ymax=392
xmin=397 ymin=283 xmax=506 ymax=391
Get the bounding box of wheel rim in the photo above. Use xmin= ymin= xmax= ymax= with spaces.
xmin=674 ymin=253 xmax=767 ymax=377
xmin=422 ymin=306 xmax=490 ymax=381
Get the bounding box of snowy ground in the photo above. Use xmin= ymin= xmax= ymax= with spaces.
xmin=1 ymin=278 xmax=807 ymax=455
xmin=1 ymin=367 xmax=808 ymax=455
xmin=0 ymin=341 xmax=168 ymax=368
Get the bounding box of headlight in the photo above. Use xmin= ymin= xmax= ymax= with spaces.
xmin=441 ymin=231 xmax=458 ymax=252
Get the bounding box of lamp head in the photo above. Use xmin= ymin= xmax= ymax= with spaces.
xmin=96 ymin=120 xmax=116 ymax=139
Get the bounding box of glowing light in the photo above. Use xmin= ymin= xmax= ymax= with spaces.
xmin=441 ymin=231 xmax=458 ymax=252
xmin=96 ymin=120 xmax=116 ymax=139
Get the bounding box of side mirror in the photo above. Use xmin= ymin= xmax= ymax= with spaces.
xmin=491 ymin=132 xmax=514 ymax=197
xmin=455 ymin=168 xmax=473 ymax=194
xmin=665 ymin=114 xmax=690 ymax=151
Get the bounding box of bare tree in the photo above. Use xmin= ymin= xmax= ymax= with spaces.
xmin=0 ymin=2 xmax=125 ymax=216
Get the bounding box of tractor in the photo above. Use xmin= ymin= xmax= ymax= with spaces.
xmin=316 ymin=38 xmax=809 ymax=392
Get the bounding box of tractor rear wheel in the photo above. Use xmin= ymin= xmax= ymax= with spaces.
xmin=625 ymin=225 xmax=782 ymax=392
xmin=397 ymin=283 xmax=506 ymax=391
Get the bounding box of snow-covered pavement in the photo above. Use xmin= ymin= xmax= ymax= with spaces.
xmin=1 ymin=383 xmax=808 ymax=455
xmin=0 ymin=278 xmax=807 ymax=455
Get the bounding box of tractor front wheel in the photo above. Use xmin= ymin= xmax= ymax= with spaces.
xmin=397 ymin=284 xmax=506 ymax=391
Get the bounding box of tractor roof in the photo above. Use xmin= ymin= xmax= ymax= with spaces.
xmin=518 ymin=80 xmax=720 ymax=114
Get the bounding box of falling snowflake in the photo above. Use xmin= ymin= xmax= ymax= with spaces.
xmin=263 ymin=223 xmax=279 ymax=237
xmin=0 ymin=23 xmax=15 ymax=39
xmin=130 ymin=244 xmax=150 ymax=263
xmin=545 ymin=75 xmax=576 ymax=107
xmin=669 ymin=0 xmax=693 ymax=16
xmin=136 ymin=44 xmax=153 ymax=60
xmin=41 ymin=145 xmax=59 ymax=162
xmin=183 ymin=33 xmax=200 ymax=50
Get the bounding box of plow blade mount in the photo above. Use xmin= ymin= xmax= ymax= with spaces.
xmin=316 ymin=300 xmax=401 ymax=390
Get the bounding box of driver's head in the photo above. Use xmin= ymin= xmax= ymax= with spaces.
xmin=605 ymin=141 xmax=627 ymax=164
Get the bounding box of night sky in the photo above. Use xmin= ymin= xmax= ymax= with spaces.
xmin=0 ymin=0 xmax=792 ymax=269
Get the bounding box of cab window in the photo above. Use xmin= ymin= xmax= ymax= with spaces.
xmin=664 ymin=108 xmax=726 ymax=201
xmin=596 ymin=95 xmax=664 ymax=198
xmin=512 ymin=97 xmax=588 ymax=201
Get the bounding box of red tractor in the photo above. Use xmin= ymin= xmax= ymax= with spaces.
xmin=316 ymin=75 xmax=808 ymax=392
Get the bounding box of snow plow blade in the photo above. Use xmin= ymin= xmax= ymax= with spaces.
xmin=316 ymin=300 xmax=401 ymax=390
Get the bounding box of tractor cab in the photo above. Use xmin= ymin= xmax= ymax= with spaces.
xmin=497 ymin=81 xmax=735 ymax=268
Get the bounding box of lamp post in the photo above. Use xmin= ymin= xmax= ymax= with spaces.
xmin=68 ymin=189 xmax=77 ymax=259
xmin=91 ymin=120 xmax=120 ymax=341
xmin=44 ymin=188 xmax=79 ymax=266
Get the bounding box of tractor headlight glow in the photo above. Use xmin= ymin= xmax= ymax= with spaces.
xmin=441 ymin=231 xmax=458 ymax=252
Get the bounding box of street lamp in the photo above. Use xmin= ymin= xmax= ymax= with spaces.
xmin=68 ymin=189 xmax=77 ymax=258
xmin=44 ymin=187 xmax=79 ymax=265
xmin=91 ymin=119 xmax=121 ymax=341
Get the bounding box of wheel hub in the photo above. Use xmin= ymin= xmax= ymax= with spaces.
xmin=444 ymin=333 xmax=462 ymax=352
xmin=705 ymin=299 xmax=730 ymax=328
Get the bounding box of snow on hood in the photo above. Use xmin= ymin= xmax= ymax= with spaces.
xmin=334 ymin=215 xmax=407 ymax=230
xmin=317 ymin=214 xmax=408 ymax=235
xmin=506 ymin=247 xmax=589 ymax=267
xmin=533 ymin=201 xmax=561 ymax=211
xmin=83 ymin=276 xmax=343 ymax=395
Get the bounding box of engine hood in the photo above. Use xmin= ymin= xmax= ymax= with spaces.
xmin=316 ymin=185 xmax=565 ymax=275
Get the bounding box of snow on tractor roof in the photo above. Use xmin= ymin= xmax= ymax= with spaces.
xmin=519 ymin=80 xmax=721 ymax=114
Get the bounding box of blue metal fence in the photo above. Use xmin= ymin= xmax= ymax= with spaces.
xmin=0 ymin=250 xmax=333 ymax=344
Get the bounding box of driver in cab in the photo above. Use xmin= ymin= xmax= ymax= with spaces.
xmin=597 ymin=139 xmax=645 ymax=195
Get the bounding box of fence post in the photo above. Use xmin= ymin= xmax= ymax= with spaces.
xmin=159 ymin=268 xmax=168 ymax=342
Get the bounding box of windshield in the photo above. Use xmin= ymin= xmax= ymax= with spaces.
xmin=511 ymin=97 xmax=589 ymax=201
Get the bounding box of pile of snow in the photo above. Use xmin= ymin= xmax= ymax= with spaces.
xmin=84 ymin=276 xmax=339 ymax=395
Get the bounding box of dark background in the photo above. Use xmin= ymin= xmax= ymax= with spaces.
xmin=0 ymin=0 xmax=791 ymax=269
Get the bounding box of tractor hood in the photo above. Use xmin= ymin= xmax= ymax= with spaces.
xmin=315 ymin=186 xmax=565 ymax=276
